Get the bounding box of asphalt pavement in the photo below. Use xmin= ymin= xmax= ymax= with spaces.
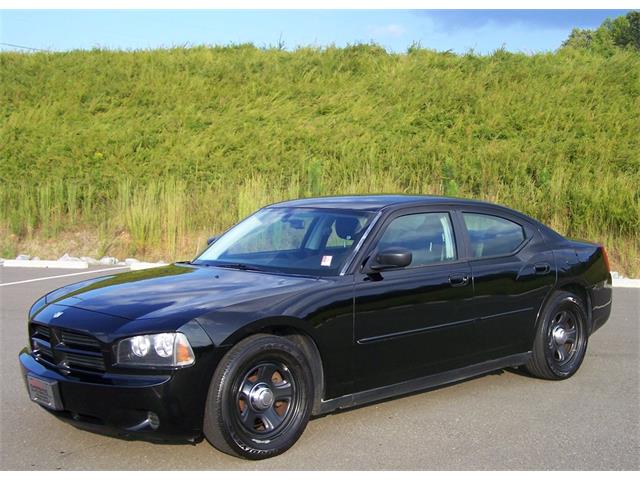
xmin=1 ymin=266 xmax=638 ymax=470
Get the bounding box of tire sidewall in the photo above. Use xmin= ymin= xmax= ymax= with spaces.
xmin=211 ymin=336 xmax=313 ymax=459
xmin=542 ymin=294 xmax=588 ymax=379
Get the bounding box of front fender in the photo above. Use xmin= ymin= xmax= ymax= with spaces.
xmin=196 ymin=314 xmax=316 ymax=348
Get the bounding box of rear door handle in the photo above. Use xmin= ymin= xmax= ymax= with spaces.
xmin=449 ymin=274 xmax=470 ymax=287
xmin=534 ymin=263 xmax=551 ymax=275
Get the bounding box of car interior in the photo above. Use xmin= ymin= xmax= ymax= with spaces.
xmin=377 ymin=213 xmax=457 ymax=267
xmin=218 ymin=213 xmax=368 ymax=273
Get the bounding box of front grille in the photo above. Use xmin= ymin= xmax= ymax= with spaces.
xmin=36 ymin=343 xmax=55 ymax=363
xmin=31 ymin=325 xmax=55 ymax=363
xmin=34 ymin=325 xmax=51 ymax=339
xmin=60 ymin=330 xmax=101 ymax=349
xmin=30 ymin=324 xmax=106 ymax=373
xmin=64 ymin=352 xmax=105 ymax=371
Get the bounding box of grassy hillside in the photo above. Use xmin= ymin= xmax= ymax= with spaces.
xmin=1 ymin=45 xmax=638 ymax=275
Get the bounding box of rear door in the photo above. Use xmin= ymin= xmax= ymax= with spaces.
xmin=352 ymin=207 xmax=478 ymax=392
xmin=458 ymin=208 xmax=556 ymax=358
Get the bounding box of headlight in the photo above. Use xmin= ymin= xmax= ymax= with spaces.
xmin=116 ymin=332 xmax=195 ymax=368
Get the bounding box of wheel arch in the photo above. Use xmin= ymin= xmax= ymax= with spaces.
xmin=534 ymin=282 xmax=593 ymax=336
xmin=556 ymin=282 xmax=592 ymax=331
xmin=219 ymin=317 xmax=326 ymax=416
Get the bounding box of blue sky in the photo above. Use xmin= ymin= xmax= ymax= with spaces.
xmin=0 ymin=10 xmax=631 ymax=54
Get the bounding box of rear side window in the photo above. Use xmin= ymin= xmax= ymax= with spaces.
xmin=463 ymin=213 xmax=525 ymax=258
xmin=377 ymin=212 xmax=457 ymax=267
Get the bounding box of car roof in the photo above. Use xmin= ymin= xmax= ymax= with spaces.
xmin=268 ymin=194 xmax=497 ymax=212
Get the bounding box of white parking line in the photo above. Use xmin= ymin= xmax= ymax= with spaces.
xmin=0 ymin=266 xmax=130 ymax=287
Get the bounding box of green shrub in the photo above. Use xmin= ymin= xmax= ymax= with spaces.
xmin=0 ymin=45 xmax=638 ymax=275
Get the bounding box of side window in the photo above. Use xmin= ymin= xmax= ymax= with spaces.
xmin=463 ymin=213 xmax=525 ymax=258
xmin=377 ymin=212 xmax=457 ymax=267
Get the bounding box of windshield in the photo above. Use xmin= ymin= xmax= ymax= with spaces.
xmin=193 ymin=207 xmax=375 ymax=276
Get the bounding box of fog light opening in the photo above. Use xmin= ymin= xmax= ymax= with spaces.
xmin=147 ymin=411 xmax=160 ymax=430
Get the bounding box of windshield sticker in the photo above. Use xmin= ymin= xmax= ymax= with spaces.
xmin=321 ymin=255 xmax=333 ymax=267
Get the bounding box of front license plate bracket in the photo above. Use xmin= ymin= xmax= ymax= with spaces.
xmin=26 ymin=374 xmax=63 ymax=411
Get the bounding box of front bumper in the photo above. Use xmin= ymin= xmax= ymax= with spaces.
xmin=19 ymin=348 xmax=217 ymax=441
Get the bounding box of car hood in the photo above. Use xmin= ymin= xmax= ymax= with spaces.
xmin=46 ymin=263 xmax=321 ymax=322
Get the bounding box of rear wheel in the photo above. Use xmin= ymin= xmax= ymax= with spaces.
xmin=203 ymin=334 xmax=313 ymax=459
xmin=525 ymin=290 xmax=589 ymax=380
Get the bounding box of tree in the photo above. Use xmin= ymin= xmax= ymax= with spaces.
xmin=561 ymin=10 xmax=639 ymax=54
xmin=609 ymin=11 xmax=640 ymax=50
xmin=562 ymin=28 xmax=594 ymax=49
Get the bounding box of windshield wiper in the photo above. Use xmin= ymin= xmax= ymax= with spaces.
xmin=214 ymin=262 xmax=265 ymax=272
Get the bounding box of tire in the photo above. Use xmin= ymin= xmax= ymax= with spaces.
xmin=203 ymin=334 xmax=313 ymax=459
xmin=525 ymin=290 xmax=589 ymax=380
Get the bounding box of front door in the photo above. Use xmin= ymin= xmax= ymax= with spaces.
xmin=353 ymin=209 xmax=477 ymax=392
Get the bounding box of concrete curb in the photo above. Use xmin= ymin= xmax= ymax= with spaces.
xmin=612 ymin=278 xmax=640 ymax=288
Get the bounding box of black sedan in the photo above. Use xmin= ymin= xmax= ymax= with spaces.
xmin=19 ymin=195 xmax=612 ymax=459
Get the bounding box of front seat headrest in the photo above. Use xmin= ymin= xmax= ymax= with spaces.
xmin=335 ymin=217 xmax=360 ymax=240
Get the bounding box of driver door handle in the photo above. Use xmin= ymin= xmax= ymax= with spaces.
xmin=449 ymin=274 xmax=470 ymax=287
xmin=534 ymin=263 xmax=551 ymax=275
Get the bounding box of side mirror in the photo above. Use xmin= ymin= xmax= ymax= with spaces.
xmin=367 ymin=248 xmax=412 ymax=272
xmin=207 ymin=235 xmax=219 ymax=246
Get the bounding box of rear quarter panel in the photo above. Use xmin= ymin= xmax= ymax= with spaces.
xmin=548 ymin=235 xmax=612 ymax=334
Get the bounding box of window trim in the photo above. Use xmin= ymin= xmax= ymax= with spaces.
xmin=458 ymin=209 xmax=532 ymax=261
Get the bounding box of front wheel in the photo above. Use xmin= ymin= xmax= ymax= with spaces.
xmin=203 ymin=334 xmax=313 ymax=459
xmin=525 ymin=290 xmax=589 ymax=380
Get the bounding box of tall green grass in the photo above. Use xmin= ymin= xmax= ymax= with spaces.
xmin=0 ymin=45 xmax=638 ymax=275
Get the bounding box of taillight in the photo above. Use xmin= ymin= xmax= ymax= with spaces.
xmin=600 ymin=245 xmax=610 ymax=272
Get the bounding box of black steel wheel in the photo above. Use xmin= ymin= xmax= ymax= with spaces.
xmin=203 ymin=334 xmax=313 ymax=459
xmin=525 ymin=290 xmax=589 ymax=380
xmin=233 ymin=361 xmax=298 ymax=437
